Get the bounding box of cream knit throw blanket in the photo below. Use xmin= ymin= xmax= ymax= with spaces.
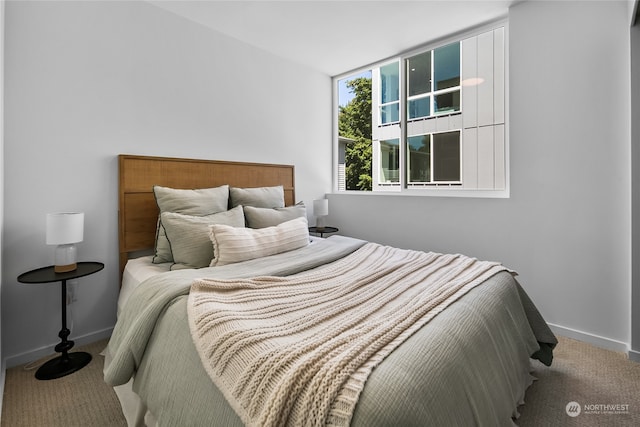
xmin=188 ymin=242 xmax=509 ymax=427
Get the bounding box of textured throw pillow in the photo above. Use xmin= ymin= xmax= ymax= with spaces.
xmin=229 ymin=186 xmax=285 ymax=209
xmin=243 ymin=203 xmax=306 ymax=228
xmin=209 ymin=216 xmax=309 ymax=266
xmin=153 ymin=185 xmax=229 ymax=264
xmin=161 ymin=206 xmax=245 ymax=270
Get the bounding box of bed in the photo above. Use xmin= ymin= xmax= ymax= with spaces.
xmin=105 ymin=154 xmax=557 ymax=427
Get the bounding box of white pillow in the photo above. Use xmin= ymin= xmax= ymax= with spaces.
xmin=209 ymin=217 xmax=309 ymax=266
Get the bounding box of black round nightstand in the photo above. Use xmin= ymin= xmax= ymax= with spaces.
xmin=308 ymin=226 xmax=339 ymax=238
xmin=18 ymin=262 xmax=104 ymax=380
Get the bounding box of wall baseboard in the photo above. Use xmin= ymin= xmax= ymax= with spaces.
xmin=548 ymin=323 xmax=629 ymax=354
xmin=629 ymin=349 xmax=640 ymax=363
xmin=3 ymin=327 xmax=113 ymax=370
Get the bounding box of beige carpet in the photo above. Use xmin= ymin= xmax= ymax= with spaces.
xmin=1 ymin=339 xmax=126 ymax=427
xmin=518 ymin=336 xmax=640 ymax=426
xmin=1 ymin=336 xmax=639 ymax=426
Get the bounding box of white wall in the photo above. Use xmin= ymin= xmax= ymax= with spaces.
xmin=631 ymin=5 xmax=640 ymax=362
xmin=2 ymin=1 xmax=331 ymax=366
xmin=329 ymin=0 xmax=632 ymax=351
xmin=0 ymin=0 xmax=6 ymax=413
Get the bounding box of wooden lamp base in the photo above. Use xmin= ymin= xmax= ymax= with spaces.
xmin=54 ymin=263 xmax=77 ymax=273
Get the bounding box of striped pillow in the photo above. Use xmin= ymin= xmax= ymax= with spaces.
xmin=161 ymin=206 xmax=245 ymax=270
xmin=209 ymin=217 xmax=309 ymax=266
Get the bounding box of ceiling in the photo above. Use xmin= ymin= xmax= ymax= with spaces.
xmin=149 ymin=0 xmax=517 ymax=76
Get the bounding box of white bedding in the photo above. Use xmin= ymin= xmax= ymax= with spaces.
xmin=112 ymin=236 xmax=334 ymax=426
xmin=117 ymin=238 xmax=324 ymax=317
xmin=107 ymin=235 xmax=556 ymax=426
xmin=118 ymin=256 xmax=171 ymax=317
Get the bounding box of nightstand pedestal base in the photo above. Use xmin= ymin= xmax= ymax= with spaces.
xmin=17 ymin=262 xmax=104 ymax=380
xmin=35 ymin=351 xmax=92 ymax=380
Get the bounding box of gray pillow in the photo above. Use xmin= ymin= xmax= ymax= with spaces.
xmin=229 ymin=186 xmax=284 ymax=209
xmin=243 ymin=203 xmax=306 ymax=228
xmin=161 ymin=206 xmax=245 ymax=270
xmin=153 ymin=185 xmax=229 ymax=264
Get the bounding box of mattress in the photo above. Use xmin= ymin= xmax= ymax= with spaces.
xmin=117 ymin=256 xmax=171 ymax=317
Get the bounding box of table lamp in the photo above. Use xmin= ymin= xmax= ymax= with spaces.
xmin=46 ymin=212 xmax=84 ymax=273
xmin=313 ymin=199 xmax=329 ymax=231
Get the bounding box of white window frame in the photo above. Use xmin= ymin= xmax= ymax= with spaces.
xmin=333 ymin=19 xmax=509 ymax=198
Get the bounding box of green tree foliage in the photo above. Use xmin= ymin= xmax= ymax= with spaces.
xmin=338 ymin=78 xmax=371 ymax=140
xmin=345 ymin=138 xmax=372 ymax=191
xmin=338 ymin=77 xmax=372 ymax=191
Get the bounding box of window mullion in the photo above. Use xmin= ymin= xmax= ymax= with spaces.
xmin=430 ymin=49 xmax=435 ymax=116
xmin=400 ymin=56 xmax=408 ymax=189
xmin=430 ymin=134 xmax=435 ymax=184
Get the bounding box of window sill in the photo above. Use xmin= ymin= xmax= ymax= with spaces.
xmin=331 ymin=188 xmax=510 ymax=199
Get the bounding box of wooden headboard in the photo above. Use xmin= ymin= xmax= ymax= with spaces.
xmin=118 ymin=154 xmax=295 ymax=278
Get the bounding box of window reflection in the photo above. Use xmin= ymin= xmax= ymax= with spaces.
xmin=434 ymin=43 xmax=460 ymax=90
xmin=408 ymin=97 xmax=431 ymax=119
xmin=407 ymin=131 xmax=460 ymax=184
xmin=380 ymin=139 xmax=400 ymax=183
xmin=407 ymin=52 xmax=431 ymax=97
xmin=434 ymin=91 xmax=460 ymax=114
xmin=381 ymin=104 xmax=399 ymax=124
xmin=408 ymin=135 xmax=430 ymax=182
xmin=380 ymin=62 xmax=399 ymax=104
xmin=433 ymin=132 xmax=460 ymax=181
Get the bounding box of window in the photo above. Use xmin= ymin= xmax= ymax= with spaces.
xmin=335 ymin=24 xmax=507 ymax=197
xmin=337 ymin=71 xmax=373 ymax=191
xmin=407 ymin=43 xmax=461 ymax=120
xmin=379 ymin=62 xmax=400 ymax=124
xmin=379 ymin=138 xmax=400 ymax=184
xmin=408 ymin=131 xmax=461 ymax=185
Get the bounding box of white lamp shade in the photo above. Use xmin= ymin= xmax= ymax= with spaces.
xmin=46 ymin=212 xmax=84 ymax=245
xmin=313 ymin=199 xmax=329 ymax=216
